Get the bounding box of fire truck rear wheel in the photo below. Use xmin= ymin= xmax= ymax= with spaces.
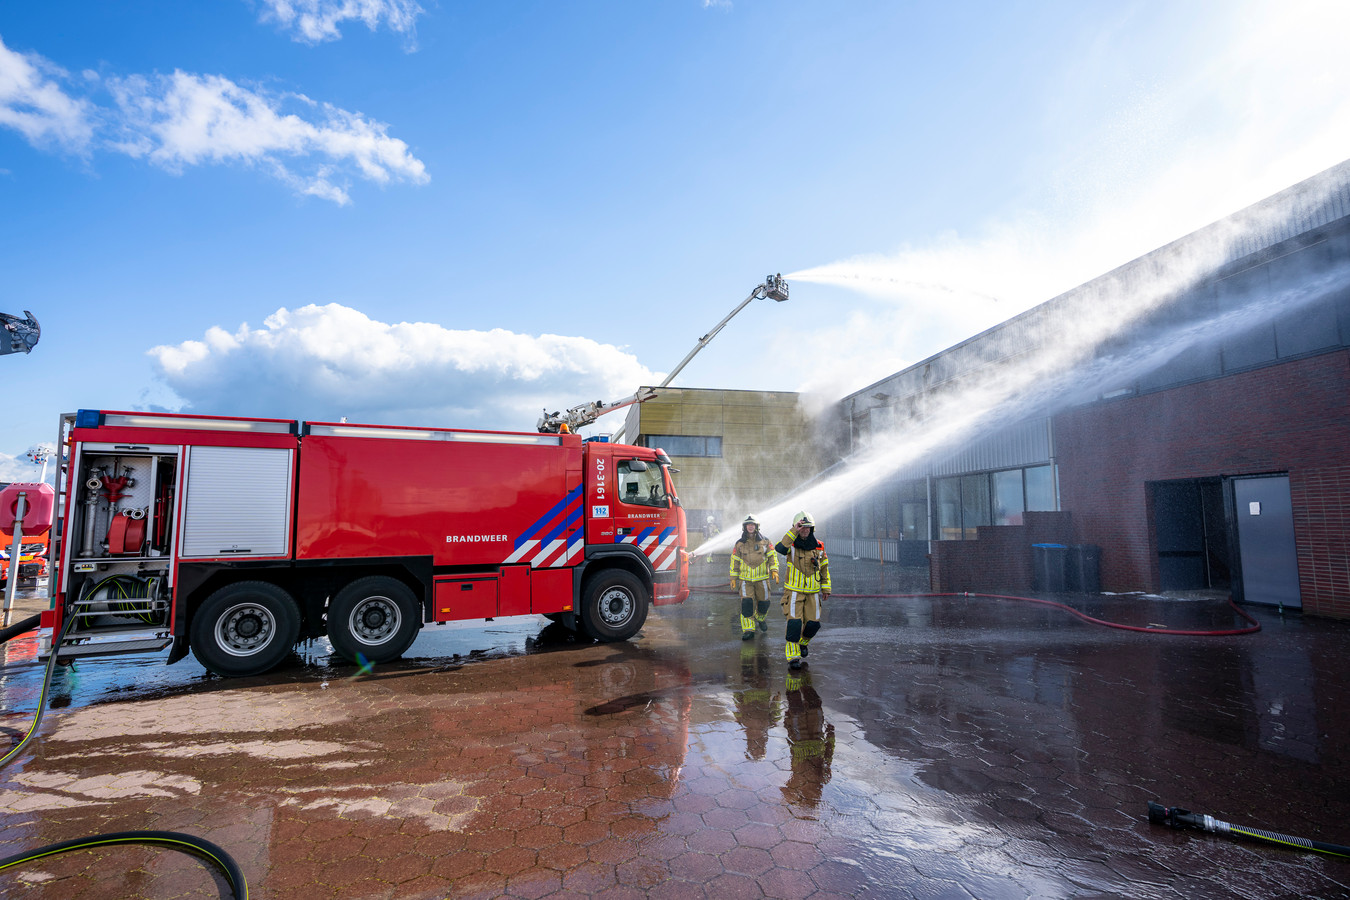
xmin=190 ymin=581 xmax=301 ymax=677
xmin=327 ymin=576 xmax=421 ymax=665
xmin=579 ymin=570 xmax=649 ymax=642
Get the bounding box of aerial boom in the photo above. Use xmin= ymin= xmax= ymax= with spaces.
xmin=537 ymin=274 xmax=789 ymax=434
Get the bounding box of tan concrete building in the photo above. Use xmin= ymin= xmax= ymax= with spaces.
xmin=623 ymin=387 xmax=824 ymax=553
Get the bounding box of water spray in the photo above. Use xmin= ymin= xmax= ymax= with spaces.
xmin=1149 ymin=801 xmax=1350 ymax=859
xmin=697 ymin=252 xmax=1350 ymax=559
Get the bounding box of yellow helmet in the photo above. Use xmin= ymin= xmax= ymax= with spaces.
xmin=793 ymin=511 xmax=815 ymax=528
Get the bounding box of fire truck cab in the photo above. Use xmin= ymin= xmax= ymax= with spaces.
xmin=48 ymin=410 xmax=689 ymax=677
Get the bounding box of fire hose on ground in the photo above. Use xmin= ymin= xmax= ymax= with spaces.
xmin=706 ymin=585 xmax=1262 ymax=636
xmin=1149 ymin=802 xmax=1350 ymax=859
xmin=0 ymin=610 xmax=248 ymax=897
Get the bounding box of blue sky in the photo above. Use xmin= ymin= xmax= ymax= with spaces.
xmin=3 ymin=1 xmax=1348 ymax=481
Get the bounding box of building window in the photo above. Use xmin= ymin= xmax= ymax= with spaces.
xmin=936 ymin=465 xmax=1057 ymax=539
xmin=857 ymin=479 xmax=928 ymax=541
xmin=937 ymin=477 xmax=963 ymax=541
xmin=1025 ymin=465 xmax=1056 ymax=511
xmin=646 ymin=435 xmax=722 ymax=458
xmin=960 ymin=474 xmax=991 ymax=539
xmin=992 ymin=469 xmax=1024 ymax=525
xmin=899 ymin=480 xmax=928 ymax=541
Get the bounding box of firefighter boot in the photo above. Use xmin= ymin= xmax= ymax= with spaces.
xmin=800 ymin=620 xmax=821 ymax=659
xmin=785 ymin=618 xmax=804 ymax=668
xmin=740 ymin=615 xmax=756 ymax=640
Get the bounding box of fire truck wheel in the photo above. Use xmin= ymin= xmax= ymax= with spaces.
xmin=190 ymin=581 xmax=301 ymax=677
xmin=327 ymin=576 xmax=421 ymax=665
xmin=579 ymin=570 xmax=649 ymax=642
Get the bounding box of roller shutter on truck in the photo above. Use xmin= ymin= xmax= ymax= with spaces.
xmin=180 ymin=446 xmax=293 ymax=557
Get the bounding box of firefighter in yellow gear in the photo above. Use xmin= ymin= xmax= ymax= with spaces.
xmin=781 ymin=668 xmax=834 ymax=808
xmin=774 ymin=510 xmax=830 ymax=669
xmin=730 ymin=514 xmax=779 ymax=639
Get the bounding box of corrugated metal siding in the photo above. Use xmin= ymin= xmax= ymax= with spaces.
xmin=181 ymin=446 xmax=293 ymax=557
xmin=929 ymin=417 xmax=1053 ymax=476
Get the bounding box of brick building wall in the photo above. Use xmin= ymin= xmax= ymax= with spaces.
xmin=1293 ymin=465 xmax=1350 ymax=618
xmin=1053 ymin=349 xmax=1350 ymax=617
xmin=930 ymin=511 xmax=1072 ymax=593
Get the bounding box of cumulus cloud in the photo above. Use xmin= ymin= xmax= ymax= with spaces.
xmin=146 ymin=304 xmax=660 ymax=432
xmin=257 ymin=0 xmax=424 ymax=46
xmin=787 ymin=0 xmax=1350 ymax=395
xmin=1 ymin=36 xmax=426 ymax=203
xmin=107 ymin=71 xmax=427 ymax=204
xmin=0 ymin=34 xmax=95 ymax=151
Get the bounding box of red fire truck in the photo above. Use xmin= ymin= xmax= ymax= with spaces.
xmin=45 ymin=410 xmax=689 ymax=677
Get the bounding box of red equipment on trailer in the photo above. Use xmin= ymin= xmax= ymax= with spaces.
xmin=45 ymin=410 xmax=689 ymax=676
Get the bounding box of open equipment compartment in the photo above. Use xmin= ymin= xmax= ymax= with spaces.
xmin=60 ymin=434 xmax=179 ymax=655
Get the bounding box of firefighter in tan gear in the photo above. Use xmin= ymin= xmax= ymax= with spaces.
xmin=781 ymin=668 xmax=834 ymax=807
xmin=730 ymin=514 xmax=779 ymax=639
xmin=774 ymin=511 xmax=830 ymax=669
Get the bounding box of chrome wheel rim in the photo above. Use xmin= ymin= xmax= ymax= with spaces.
xmin=349 ymin=595 xmax=401 ymax=646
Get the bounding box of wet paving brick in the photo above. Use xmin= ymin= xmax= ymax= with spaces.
xmin=2 ymin=560 xmax=1350 ymax=897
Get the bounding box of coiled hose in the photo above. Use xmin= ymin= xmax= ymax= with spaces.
xmin=0 ymin=610 xmax=248 ymax=897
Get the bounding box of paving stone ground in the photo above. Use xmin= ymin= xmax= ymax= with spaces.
xmin=2 ymin=559 xmax=1349 ymax=898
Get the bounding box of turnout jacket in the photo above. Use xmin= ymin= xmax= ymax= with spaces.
xmin=731 ymin=536 xmax=779 ymax=582
xmin=775 ymin=531 xmax=831 ymax=594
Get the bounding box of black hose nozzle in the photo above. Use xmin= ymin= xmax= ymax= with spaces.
xmin=1148 ymin=801 xmax=1206 ymax=830
xmin=1149 ymin=800 xmax=1350 ymax=858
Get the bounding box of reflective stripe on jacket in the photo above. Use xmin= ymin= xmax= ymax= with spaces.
xmin=775 ymin=530 xmax=831 ymax=594
xmin=731 ymin=537 xmax=779 ymax=581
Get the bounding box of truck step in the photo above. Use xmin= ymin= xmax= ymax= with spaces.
xmin=42 ymin=627 xmax=173 ymax=660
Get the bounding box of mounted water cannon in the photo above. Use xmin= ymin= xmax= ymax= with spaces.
xmin=538 ymin=274 xmax=791 ymax=435
xmin=0 ymin=310 xmax=40 ymax=356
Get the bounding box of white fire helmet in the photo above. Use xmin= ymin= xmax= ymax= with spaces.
xmin=793 ymin=511 xmax=815 ymax=528
xmin=742 ymin=514 xmax=761 ymax=526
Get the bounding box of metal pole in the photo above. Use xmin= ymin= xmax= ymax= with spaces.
xmin=3 ymin=492 xmax=26 ymax=628
xmin=611 ymin=284 xmax=767 ymax=444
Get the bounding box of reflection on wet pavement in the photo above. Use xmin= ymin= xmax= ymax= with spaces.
xmin=3 ymin=559 xmax=1350 ymax=898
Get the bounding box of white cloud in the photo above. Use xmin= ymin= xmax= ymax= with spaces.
xmin=257 ymin=0 xmax=424 ymax=46
xmin=146 ymin=303 xmax=660 ymax=432
xmin=0 ymin=34 xmax=94 ymax=150
xmin=1 ymin=36 xmax=426 ymax=204
xmin=108 ymin=71 xmax=428 ymax=205
xmin=786 ymin=0 xmax=1350 ymax=393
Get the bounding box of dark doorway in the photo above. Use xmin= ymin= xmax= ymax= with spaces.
xmin=1150 ymin=478 xmax=1232 ymax=591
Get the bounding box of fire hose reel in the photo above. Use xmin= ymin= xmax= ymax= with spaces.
xmin=107 ymin=507 xmax=149 ymax=556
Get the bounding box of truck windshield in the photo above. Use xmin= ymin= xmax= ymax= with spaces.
xmin=618 ymin=459 xmax=669 ymax=507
